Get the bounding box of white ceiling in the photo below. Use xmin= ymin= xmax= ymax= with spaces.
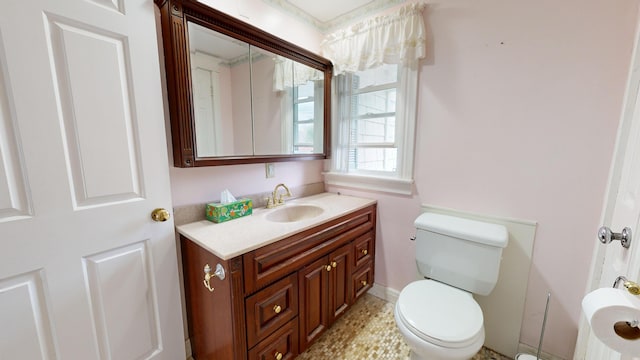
xmin=286 ymin=0 xmax=374 ymax=23
xmin=264 ymin=0 xmax=405 ymax=32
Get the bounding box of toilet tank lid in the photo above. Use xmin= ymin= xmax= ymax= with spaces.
xmin=415 ymin=213 xmax=508 ymax=248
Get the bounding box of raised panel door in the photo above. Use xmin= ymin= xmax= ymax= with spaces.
xmin=328 ymin=243 xmax=352 ymax=323
xmin=0 ymin=0 xmax=184 ymax=358
xmin=298 ymin=255 xmax=329 ymax=350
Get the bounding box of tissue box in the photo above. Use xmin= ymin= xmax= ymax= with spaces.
xmin=205 ymin=199 xmax=252 ymax=223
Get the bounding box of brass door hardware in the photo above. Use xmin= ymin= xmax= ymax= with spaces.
xmin=151 ymin=208 xmax=170 ymax=222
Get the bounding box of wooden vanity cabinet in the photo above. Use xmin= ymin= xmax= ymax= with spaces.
xmin=181 ymin=204 xmax=376 ymax=360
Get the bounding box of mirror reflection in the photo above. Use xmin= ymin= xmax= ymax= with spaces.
xmin=188 ymin=22 xmax=252 ymax=157
xmin=187 ymin=21 xmax=325 ymax=158
xmin=251 ymin=47 xmax=324 ymax=155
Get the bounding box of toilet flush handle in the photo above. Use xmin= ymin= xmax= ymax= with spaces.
xmin=409 ymin=235 xmax=416 ymax=241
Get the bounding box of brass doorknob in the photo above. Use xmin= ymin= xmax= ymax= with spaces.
xmin=361 ymin=280 xmax=368 ymax=286
xmin=151 ymin=208 xmax=170 ymax=222
xmin=274 ymin=351 xmax=283 ymax=360
xmin=325 ymin=265 xmax=332 ymax=272
xmin=331 ymin=261 xmax=337 ymax=268
xmin=273 ymin=305 xmax=282 ymax=314
xmin=361 ymin=249 xmax=368 ymax=255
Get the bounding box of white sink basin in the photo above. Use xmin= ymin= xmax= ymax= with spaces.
xmin=265 ymin=205 xmax=324 ymax=223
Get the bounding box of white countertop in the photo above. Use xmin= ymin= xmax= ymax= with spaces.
xmin=176 ymin=192 xmax=377 ymax=260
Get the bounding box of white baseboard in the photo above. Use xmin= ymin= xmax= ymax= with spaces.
xmin=517 ymin=343 xmax=566 ymax=360
xmin=185 ymin=338 xmax=193 ymax=360
xmin=368 ymin=283 xmax=401 ymax=304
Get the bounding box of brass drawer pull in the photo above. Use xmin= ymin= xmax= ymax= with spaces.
xmin=273 ymin=305 xmax=282 ymax=314
xmin=331 ymin=261 xmax=337 ymax=268
xmin=361 ymin=280 xmax=368 ymax=286
xmin=361 ymin=249 xmax=368 ymax=255
xmin=274 ymin=351 xmax=283 ymax=360
xmin=326 ymin=265 xmax=332 ymax=272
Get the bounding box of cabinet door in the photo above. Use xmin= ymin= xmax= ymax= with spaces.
xmin=328 ymin=243 xmax=352 ymax=323
xmin=299 ymin=256 xmax=330 ymax=350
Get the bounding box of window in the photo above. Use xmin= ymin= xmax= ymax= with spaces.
xmin=320 ymin=3 xmax=424 ymax=194
xmin=293 ymin=81 xmax=316 ymax=153
xmin=325 ymin=64 xmax=418 ymax=195
xmin=346 ymin=64 xmax=398 ymax=173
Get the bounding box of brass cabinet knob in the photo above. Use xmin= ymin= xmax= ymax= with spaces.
xmin=331 ymin=261 xmax=337 ymax=268
xmin=273 ymin=305 xmax=282 ymax=314
xmin=151 ymin=208 xmax=170 ymax=222
xmin=361 ymin=249 xmax=368 ymax=255
xmin=274 ymin=351 xmax=283 ymax=360
xmin=325 ymin=265 xmax=332 ymax=272
xmin=361 ymin=280 xmax=368 ymax=286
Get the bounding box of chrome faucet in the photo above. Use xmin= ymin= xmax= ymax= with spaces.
xmin=267 ymin=183 xmax=292 ymax=208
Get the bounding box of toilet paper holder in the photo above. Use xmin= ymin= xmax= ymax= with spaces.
xmin=613 ymin=275 xmax=640 ymax=295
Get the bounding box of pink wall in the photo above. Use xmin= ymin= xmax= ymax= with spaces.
xmin=330 ymin=1 xmax=639 ymax=359
xmin=169 ymin=0 xmax=639 ymax=358
xmin=218 ymin=64 xmax=235 ymax=155
xmin=251 ymin=55 xmax=284 ymax=155
xmin=229 ymin=61 xmax=253 ymax=155
xmin=170 ymin=160 xmax=324 ymax=207
xmin=418 ymin=2 xmax=637 ymax=357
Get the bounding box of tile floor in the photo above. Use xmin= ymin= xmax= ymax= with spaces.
xmin=298 ymin=293 xmax=513 ymax=360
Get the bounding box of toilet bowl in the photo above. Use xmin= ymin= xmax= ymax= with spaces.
xmin=394 ymin=280 xmax=485 ymax=360
xmin=394 ymin=213 xmax=508 ymax=360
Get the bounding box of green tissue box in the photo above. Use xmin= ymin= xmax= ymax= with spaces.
xmin=206 ymin=199 xmax=252 ymax=223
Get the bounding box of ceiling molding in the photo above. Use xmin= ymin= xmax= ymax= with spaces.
xmin=263 ymin=0 xmax=406 ymax=33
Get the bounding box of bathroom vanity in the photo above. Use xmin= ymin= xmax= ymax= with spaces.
xmin=177 ymin=193 xmax=377 ymax=359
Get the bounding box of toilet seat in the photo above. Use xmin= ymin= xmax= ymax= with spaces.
xmin=396 ymin=280 xmax=484 ymax=349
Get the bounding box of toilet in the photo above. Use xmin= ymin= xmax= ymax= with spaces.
xmin=394 ymin=213 xmax=508 ymax=360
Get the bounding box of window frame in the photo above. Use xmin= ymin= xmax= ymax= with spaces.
xmin=324 ymin=65 xmax=418 ymax=195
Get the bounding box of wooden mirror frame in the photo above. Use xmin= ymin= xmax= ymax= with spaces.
xmin=155 ymin=0 xmax=332 ymax=167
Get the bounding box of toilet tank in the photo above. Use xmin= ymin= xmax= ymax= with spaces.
xmin=414 ymin=213 xmax=508 ymax=296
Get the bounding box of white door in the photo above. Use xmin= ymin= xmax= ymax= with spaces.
xmin=192 ymin=51 xmax=223 ymax=157
xmin=0 ymin=0 xmax=185 ymax=359
xmin=575 ymin=12 xmax=640 ymax=360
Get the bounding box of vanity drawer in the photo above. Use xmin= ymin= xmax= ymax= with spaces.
xmin=353 ymin=231 xmax=374 ymax=270
xmin=352 ymin=262 xmax=373 ymax=301
xmin=248 ymin=318 xmax=299 ymax=360
xmin=246 ymin=273 xmax=298 ymax=348
xmin=244 ymin=206 xmax=375 ymax=294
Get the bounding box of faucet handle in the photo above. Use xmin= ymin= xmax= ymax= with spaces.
xmin=265 ymin=197 xmax=274 ymax=208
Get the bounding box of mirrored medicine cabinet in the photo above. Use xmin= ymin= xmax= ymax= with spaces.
xmin=155 ymin=0 xmax=333 ymax=167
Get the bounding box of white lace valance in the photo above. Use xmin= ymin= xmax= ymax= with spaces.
xmin=320 ymin=2 xmax=426 ymax=75
xmin=273 ymin=56 xmax=324 ymax=91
